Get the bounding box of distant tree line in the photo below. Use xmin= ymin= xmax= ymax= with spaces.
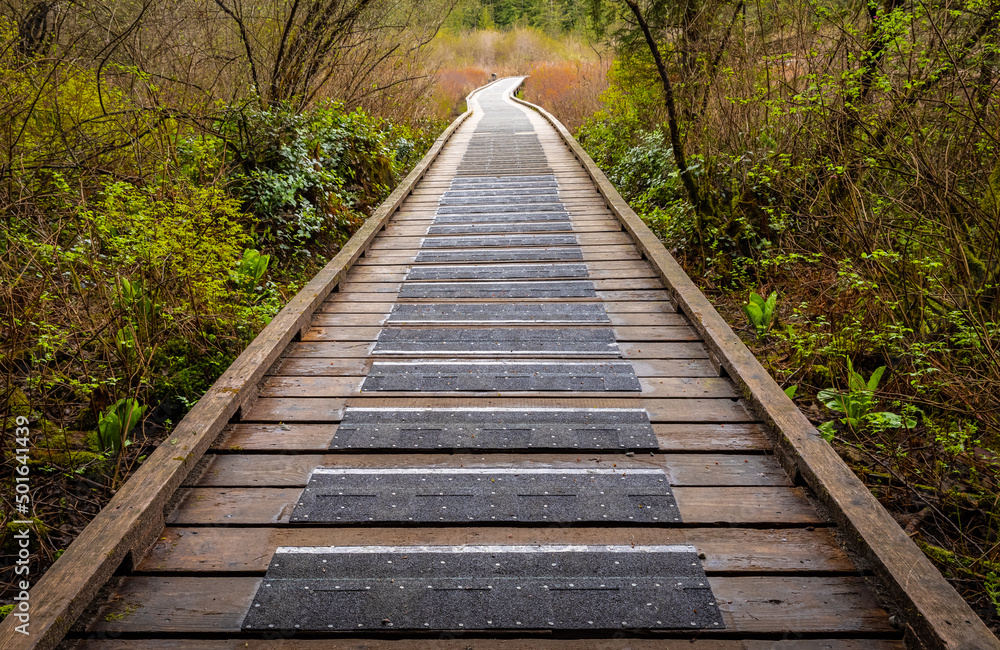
xmin=446 ymin=0 xmax=592 ymax=33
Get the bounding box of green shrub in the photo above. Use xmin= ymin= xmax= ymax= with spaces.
xmin=87 ymin=180 xmax=249 ymax=311
xmin=212 ymin=102 xmax=399 ymax=256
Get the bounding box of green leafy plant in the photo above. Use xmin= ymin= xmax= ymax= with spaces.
xmin=986 ymin=572 xmax=1000 ymax=617
xmin=114 ymin=327 xmax=138 ymax=359
xmin=783 ymin=385 xmax=798 ymax=399
xmin=743 ymin=291 xmax=778 ymax=339
xmin=117 ymin=278 xmax=155 ymax=319
xmin=97 ymin=399 xmax=147 ymax=455
xmin=235 ymin=249 xmax=271 ymax=293
xmin=817 ymin=359 xmax=916 ymax=441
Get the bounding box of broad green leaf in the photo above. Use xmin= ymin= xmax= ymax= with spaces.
xmin=97 ymin=398 xmax=147 ymax=455
xmin=867 ymin=366 xmax=886 ymax=392
xmin=847 ymin=365 xmax=867 ymax=394
xmin=868 ymin=411 xmax=903 ymax=428
xmin=763 ymin=291 xmax=778 ymax=321
xmin=818 ymin=388 xmax=848 ymax=413
xmin=783 ymin=385 xmax=798 ymax=399
xmin=818 ymin=420 xmax=837 ymax=442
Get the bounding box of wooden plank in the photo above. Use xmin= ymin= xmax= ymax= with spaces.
xmin=390 ymin=212 xmax=618 ymax=223
xmin=308 ymin=311 xmax=685 ymax=326
xmin=270 ymin=357 xmax=720 ymax=379
xmin=300 ymin=325 xmax=701 ymax=342
xmin=244 ymin=397 xmax=756 ymax=423
xmin=87 ymin=575 xmax=887 ymax=634
xmin=354 ymin=260 xmax=659 ymax=273
xmin=317 ymin=289 xmax=675 ymax=302
xmin=274 ymin=341 xmax=706 ymax=362
xmin=257 ymin=375 xmax=739 ymax=399
xmin=190 ymin=453 xmax=791 ymax=488
xmin=655 ymin=423 xmax=770 ymax=451
xmin=88 ymin=576 xmax=261 ymax=633
xmin=343 ymin=265 xmax=661 ymax=282
xmin=368 ymin=232 xmax=634 ymax=249
xmin=513 ymin=90 xmax=999 ymax=649
xmin=352 ymin=248 xmax=645 ymax=264
xmin=711 ymin=576 xmax=894 ymax=633
xmin=333 ymin=278 xmax=666 ymax=293
xmin=384 ymin=223 xmax=622 ymax=235
xmin=137 ymin=526 xmax=853 ymax=573
xmin=403 ymin=194 xmax=606 ymax=206
xmin=164 ymin=486 xmax=819 ymax=525
xmin=215 ymin=422 xmax=770 ymax=453
xmin=317 ymin=300 xmax=677 ymax=314
xmin=74 ymin=640 xmax=905 ymax=649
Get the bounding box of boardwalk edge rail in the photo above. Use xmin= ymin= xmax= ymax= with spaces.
xmin=0 ymin=82 xmax=499 ymax=650
xmin=511 ymin=88 xmax=999 ymax=650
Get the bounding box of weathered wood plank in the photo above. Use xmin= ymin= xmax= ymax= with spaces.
xmin=87 ymin=575 xmax=887 ymax=634
xmin=137 ymin=526 xmax=852 ymax=573
xmin=190 ymin=453 xmax=790 ymax=488
xmin=279 ymin=341 xmax=710 ymax=359
xmin=243 ymin=397 xmax=756 ymax=423
xmin=215 ymin=422 xmax=770 ymax=453
xmin=344 ymin=265 xmax=661 ymax=282
xmin=301 ymin=325 xmax=700 ymax=342
xmin=164 ymin=486 xmax=819 ymax=525
xmin=352 ymin=248 xmax=645 ymax=264
xmin=73 ymin=640 xmax=904 ymax=649
xmin=257 ymin=375 xmax=739 ymax=400
xmin=333 ymin=278 xmax=666 ymax=294
xmin=319 ymin=299 xmax=676 ymax=315
xmin=270 ymin=357 xmax=720 ymax=379
xmin=308 ymin=311 xmax=686 ymax=326
xmin=383 ymin=223 xmax=622 ymax=235
xmin=368 ymin=232 xmax=634 ymax=249
xmin=318 ymin=289 xmax=675 ymax=302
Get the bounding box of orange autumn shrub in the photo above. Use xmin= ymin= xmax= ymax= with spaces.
xmin=431 ymin=67 xmax=490 ymax=118
xmin=523 ymin=60 xmax=610 ymax=133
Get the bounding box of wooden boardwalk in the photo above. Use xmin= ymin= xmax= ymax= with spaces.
xmin=5 ymin=78 xmax=998 ymax=650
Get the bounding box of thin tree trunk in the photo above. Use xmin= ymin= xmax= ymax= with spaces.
xmin=621 ymin=0 xmax=709 ymax=215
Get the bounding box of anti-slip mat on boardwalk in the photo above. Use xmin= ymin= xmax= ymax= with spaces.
xmin=241 ymin=545 xmax=722 ymax=632
xmin=8 ymin=77 xmax=997 ymax=650
xmin=405 ymin=263 xmax=589 ymax=280
xmin=371 ymin=328 xmax=619 ymax=355
xmin=241 ymin=545 xmax=721 ymax=632
xmin=385 ymin=303 xmax=612 ymax=324
xmin=361 ymin=361 xmax=643 ymax=392
xmin=288 ymin=467 xmax=679 ymax=524
xmin=329 ymin=407 xmax=659 ymax=450
xmin=397 ymin=280 xmax=596 ymax=299
xmin=415 ymin=247 xmax=586 ymax=262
